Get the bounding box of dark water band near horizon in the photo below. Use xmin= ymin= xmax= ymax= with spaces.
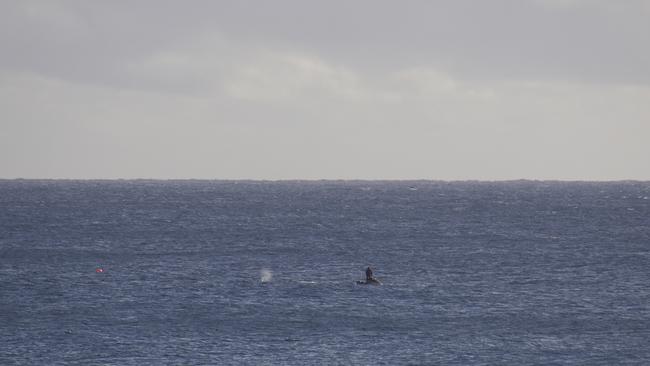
xmin=1 ymin=180 xmax=649 ymax=365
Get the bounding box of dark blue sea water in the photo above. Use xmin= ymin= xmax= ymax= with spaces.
xmin=1 ymin=180 xmax=649 ymax=365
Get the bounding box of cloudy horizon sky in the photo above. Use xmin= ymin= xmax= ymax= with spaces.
xmin=1 ymin=0 xmax=649 ymax=180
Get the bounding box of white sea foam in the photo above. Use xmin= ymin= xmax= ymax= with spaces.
xmin=260 ymin=269 xmax=273 ymax=283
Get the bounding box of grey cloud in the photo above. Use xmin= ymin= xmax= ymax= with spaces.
xmin=2 ymin=0 xmax=649 ymax=89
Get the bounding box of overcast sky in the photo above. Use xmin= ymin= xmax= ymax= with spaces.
xmin=1 ymin=0 xmax=649 ymax=180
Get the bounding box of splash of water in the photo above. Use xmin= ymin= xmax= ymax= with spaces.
xmin=260 ymin=269 xmax=272 ymax=283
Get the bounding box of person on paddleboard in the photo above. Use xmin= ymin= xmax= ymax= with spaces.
xmin=365 ymin=266 xmax=373 ymax=280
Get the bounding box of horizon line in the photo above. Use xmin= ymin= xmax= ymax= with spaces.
xmin=1 ymin=178 xmax=648 ymax=183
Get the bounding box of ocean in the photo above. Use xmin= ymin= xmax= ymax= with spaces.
xmin=1 ymin=180 xmax=648 ymax=365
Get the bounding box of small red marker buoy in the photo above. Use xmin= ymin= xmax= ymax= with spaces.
xmin=96 ymin=268 xmax=104 ymax=273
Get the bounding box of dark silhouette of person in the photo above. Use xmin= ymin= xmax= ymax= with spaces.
xmin=365 ymin=266 xmax=373 ymax=280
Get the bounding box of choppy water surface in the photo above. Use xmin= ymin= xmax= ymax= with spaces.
xmin=1 ymin=180 xmax=649 ymax=365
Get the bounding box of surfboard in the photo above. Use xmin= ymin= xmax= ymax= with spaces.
xmin=356 ymin=278 xmax=381 ymax=285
